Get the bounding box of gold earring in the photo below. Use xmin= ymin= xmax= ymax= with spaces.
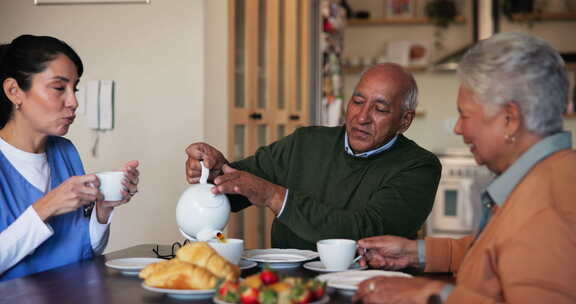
xmin=15 ymin=104 xmax=20 ymax=110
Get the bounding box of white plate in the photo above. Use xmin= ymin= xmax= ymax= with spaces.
xmin=317 ymin=270 xmax=412 ymax=291
xmin=141 ymin=283 xmax=215 ymax=300
xmin=242 ymin=249 xmax=319 ymax=269
xmin=105 ymin=258 xmax=164 ymax=276
xmin=213 ymin=295 xmax=330 ymax=304
xmin=303 ymin=261 xmax=367 ymax=273
xmin=239 ymin=259 xmax=258 ymax=270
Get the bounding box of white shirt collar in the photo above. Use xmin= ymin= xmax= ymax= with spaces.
xmin=344 ymin=133 xmax=399 ymax=158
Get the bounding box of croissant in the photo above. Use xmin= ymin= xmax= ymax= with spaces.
xmin=140 ymin=260 xmax=217 ymax=289
xmin=176 ymin=242 xmax=240 ymax=281
xmin=139 ymin=259 xmax=172 ymax=280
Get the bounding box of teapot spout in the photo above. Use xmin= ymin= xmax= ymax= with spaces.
xmin=195 ymin=228 xmax=223 ymax=241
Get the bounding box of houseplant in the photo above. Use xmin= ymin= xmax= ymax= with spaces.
xmin=501 ymin=0 xmax=544 ymax=26
xmin=425 ymin=0 xmax=458 ymax=28
xmin=425 ymin=0 xmax=458 ymax=49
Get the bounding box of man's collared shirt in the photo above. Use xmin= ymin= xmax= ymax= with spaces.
xmin=344 ymin=133 xmax=398 ymax=158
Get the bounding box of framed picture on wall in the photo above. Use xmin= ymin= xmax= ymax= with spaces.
xmin=34 ymin=0 xmax=149 ymax=4
xmin=386 ymin=0 xmax=415 ymax=19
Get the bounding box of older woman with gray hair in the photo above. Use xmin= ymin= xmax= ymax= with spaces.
xmin=354 ymin=32 xmax=576 ymax=304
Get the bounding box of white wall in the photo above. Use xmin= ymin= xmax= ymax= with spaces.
xmin=0 ymin=0 xmax=210 ymax=252
xmin=204 ymin=0 xmax=228 ymax=152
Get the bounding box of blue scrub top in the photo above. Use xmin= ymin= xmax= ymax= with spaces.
xmin=0 ymin=136 xmax=93 ymax=281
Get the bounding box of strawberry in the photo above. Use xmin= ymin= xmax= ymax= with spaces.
xmin=259 ymin=266 xmax=279 ymax=285
xmin=307 ymin=279 xmax=326 ymax=301
xmin=218 ymin=280 xmax=240 ymax=303
xmin=290 ymin=285 xmax=314 ymax=304
xmin=240 ymin=286 xmax=260 ymax=304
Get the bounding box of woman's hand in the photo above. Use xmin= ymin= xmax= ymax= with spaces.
xmin=95 ymin=160 xmax=140 ymax=223
xmin=33 ymin=175 xmax=102 ymax=221
xmin=358 ymin=235 xmax=419 ymax=270
xmin=353 ymin=277 xmax=445 ymax=304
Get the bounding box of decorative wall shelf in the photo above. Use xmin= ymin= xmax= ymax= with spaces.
xmin=343 ymin=65 xmax=428 ymax=74
xmin=347 ymin=16 xmax=465 ymax=26
xmin=509 ymin=12 xmax=576 ymax=22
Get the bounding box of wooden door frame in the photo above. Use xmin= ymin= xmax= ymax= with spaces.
xmin=227 ymin=0 xmax=313 ymax=249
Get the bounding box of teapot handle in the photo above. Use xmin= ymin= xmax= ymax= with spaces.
xmin=199 ymin=161 xmax=209 ymax=184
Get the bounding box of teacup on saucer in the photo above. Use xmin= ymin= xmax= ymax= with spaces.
xmin=317 ymin=239 xmax=358 ymax=271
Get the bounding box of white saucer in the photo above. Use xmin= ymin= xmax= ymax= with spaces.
xmin=142 ymin=283 xmax=215 ymax=300
xmin=105 ymin=258 xmax=164 ymax=276
xmin=239 ymin=259 xmax=258 ymax=270
xmin=243 ymin=249 xmax=318 ymax=269
xmin=317 ymin=269 xmax=412 ymax=292
xmin=303 ymin=261 xmax=367 ymax=273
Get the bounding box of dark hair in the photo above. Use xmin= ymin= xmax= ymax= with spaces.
xmin=0 ymin=35 xmax=83 ymax=128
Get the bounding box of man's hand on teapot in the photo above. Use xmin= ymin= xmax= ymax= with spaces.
xmin=353 ymin=277 xmax=445 ymax=304
xmin=185 ymin=143 xmax=229 ymax=184
xmin=212 ymin=165 xmax=286 ymax=215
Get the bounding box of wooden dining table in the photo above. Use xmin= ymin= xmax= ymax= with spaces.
xmin=0 ymin=244 xmax=454 ymax=303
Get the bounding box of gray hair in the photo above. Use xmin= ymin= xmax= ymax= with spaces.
xmin=359 ymin=63 xmax=419 ymax=111
xmin=457 ymin=32 xmax=568 ymax=137
xmin=403 ymin=74 xmax=418 ymax=111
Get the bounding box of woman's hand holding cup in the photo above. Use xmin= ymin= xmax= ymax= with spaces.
xmin=94 ymin=160 xmax=140 ymax=223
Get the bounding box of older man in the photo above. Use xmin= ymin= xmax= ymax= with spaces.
xmin=355 ymin=33 xmax=576 ymax=304
xmin=185 ymin=63 xmax=441 ymax=250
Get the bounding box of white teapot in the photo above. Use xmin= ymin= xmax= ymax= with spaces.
xmin=176 ymin=161 xmax=231 ymax=241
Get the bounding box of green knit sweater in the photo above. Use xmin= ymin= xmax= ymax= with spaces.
xmin=231 ymin=126 xmax=441 ymax=251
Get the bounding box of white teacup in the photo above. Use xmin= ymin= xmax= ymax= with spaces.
xmin=207 ymin=238 xmax=244 ymax=265
xmin=317 ymin=239 xmax=357 ymax=271
xmin=95 ymin=171 xmax=125 ymax=201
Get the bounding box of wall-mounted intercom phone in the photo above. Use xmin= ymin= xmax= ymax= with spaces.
xmin=75 ymin=80 xmax=116 ymax=157
xmin=76 ymin=80 xmax=115 ymax=131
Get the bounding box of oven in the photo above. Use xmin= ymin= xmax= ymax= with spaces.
xmin=426 ymin=152 xmax=493 ymax=238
